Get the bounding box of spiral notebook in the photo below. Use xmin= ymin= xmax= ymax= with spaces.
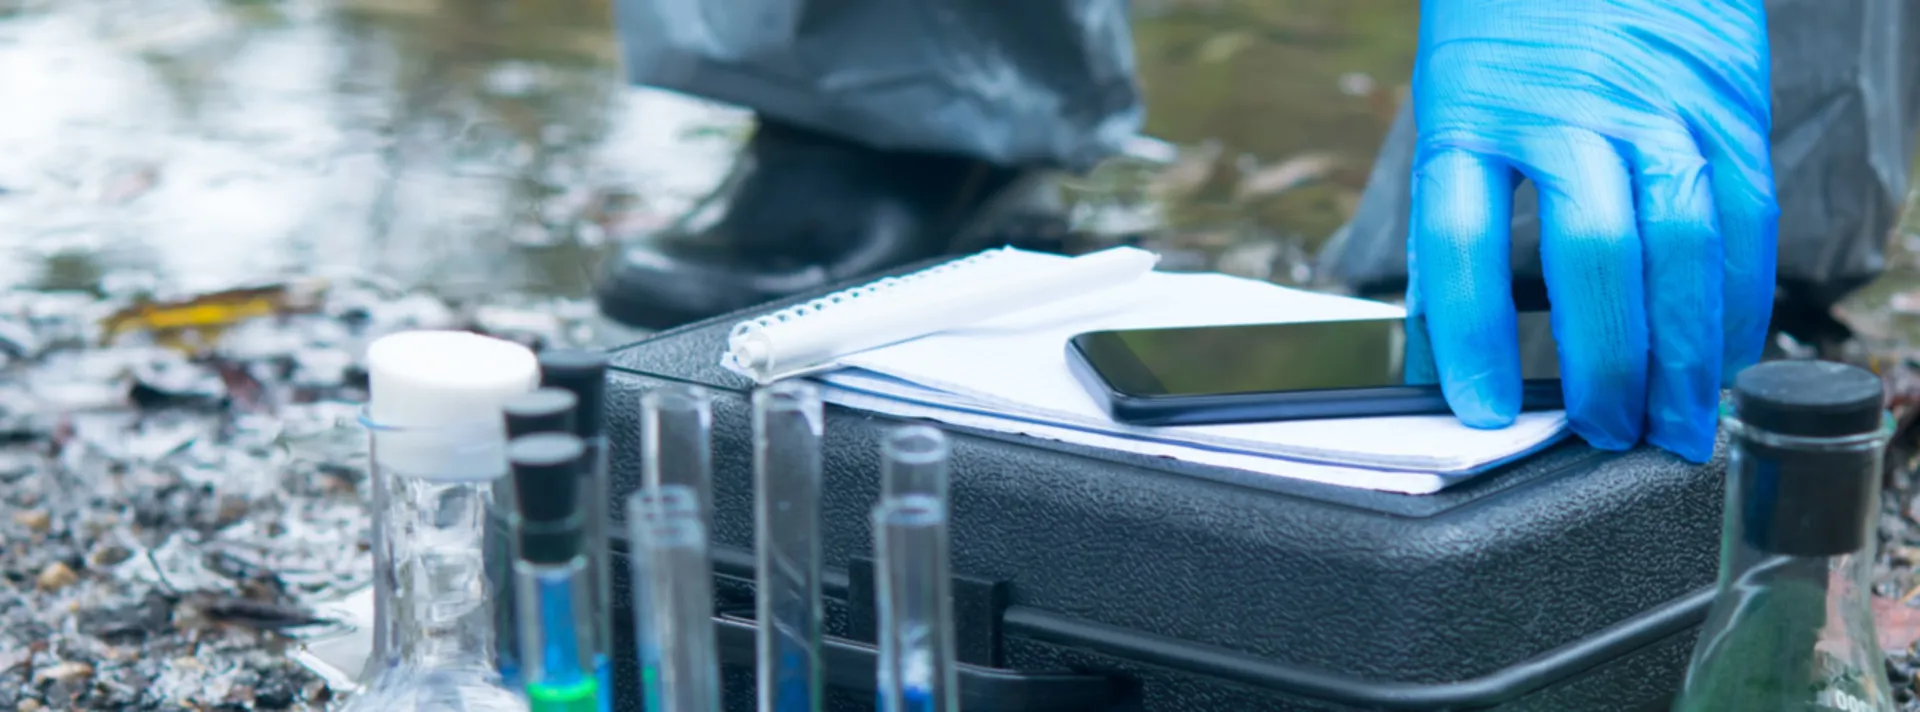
xmin=720 ymin=247 xmax=1570 ymax=494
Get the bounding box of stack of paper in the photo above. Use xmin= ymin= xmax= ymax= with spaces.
xmin=730 ymin=250 xmax=1569 ymax=494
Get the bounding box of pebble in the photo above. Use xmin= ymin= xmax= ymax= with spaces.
xmin=88 ymin=544 xmax=130 ymax=568
xmin=10 ymin=510 xmax=48 ymax=533
xmin=34 ymin=563 xmax=76 ymax=591
xmin=33 ymin=661 xmax=92 ymax=685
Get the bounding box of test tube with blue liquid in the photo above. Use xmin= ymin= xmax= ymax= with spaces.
xmin=625 ymin=486 xmax=699 ymax=712
xmin=754 ymin=381 xmax=824 ymax=712
xmin=635 ymin=384 xmax=715 ymax=710
xmin=508 ymin=433 xmax=602 ymax=712
xmin=497 ymin=387 xmax=580 ymax=689
xmin=537 ymin=350 xmax=616 ymax=710
xmin=874 ymin=426 xmax=959 ymax=712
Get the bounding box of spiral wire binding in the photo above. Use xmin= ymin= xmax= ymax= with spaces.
xmin=727 ymin=247 xmax=1017 ymax=340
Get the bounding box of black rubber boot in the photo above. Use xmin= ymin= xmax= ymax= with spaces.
xmin=594 ymin=118 xmax=1065 ymax=331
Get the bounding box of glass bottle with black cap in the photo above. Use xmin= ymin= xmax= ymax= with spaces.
xmin=1674 ymin=359 xmax=1896 ymax=712
xmin=494 ymin=388 xmax=580 ymax=688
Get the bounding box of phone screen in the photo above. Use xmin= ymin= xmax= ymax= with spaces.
xmin=1074 ymin=313 xmax=1560 ymax=398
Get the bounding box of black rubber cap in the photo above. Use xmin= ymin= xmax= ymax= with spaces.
xmin=518 ymin=519 xmax=583 ymax=565
xmin=1732 ymin=359 xmax=1884 ymax=438
xmin=509 ymin=433 xmax=585 ymax=524
xmin=539 ymin=350 xmax=609 ymax=439
xmin=504 ymin=388 xmax=577 ymax=440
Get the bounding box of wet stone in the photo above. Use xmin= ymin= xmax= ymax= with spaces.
xmin=34 ymin=563 xmax=76 ymax=592
xmin=76 ymin=594 xmax=173 ymax=645
xmin=10 ymin=510 xmax=48 ymax=533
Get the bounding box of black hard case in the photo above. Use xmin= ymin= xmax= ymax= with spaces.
xmin=601 ymin=290 xmax=1725 ymax=712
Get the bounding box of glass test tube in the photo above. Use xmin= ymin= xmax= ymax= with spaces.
xmin=510 ymin=433 xmax=598 ymax=712
xmin=578 ymin=432 xmax=614 ymax=712
xmin=496 ymin=388 xmax=579 ymax=688
xmin=873 ymin=496 xmax=959 ymax=712
xmin=881 ymin=425 xmax=950 ymax=500
xmin=631 ymin=494 xmax=720 ymax=712
xmin=516 ymin=557 xmax=597 ymax=712
xmin=874 ymin=425 xmax=958 ymax=712
xmin=642 ymin=385 xmax=715 ymax=535
xmin=343 ymin=414 xmax=524 ymax=712
xmin=626 ymin=486 xmax=701 ymax=712
xmin=754 ymin=382 xmax=824 ymax=712
xmin=536 ymin=348 xmax=616 ymax=712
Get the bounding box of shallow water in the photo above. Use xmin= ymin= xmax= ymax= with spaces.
xmin=0 ymin=0 xmax=742 ymax=300
xmin=0 ymin=0 xmax=1443 ymax=299
xmin=5 ymin=0 xmax=1911 ymax=305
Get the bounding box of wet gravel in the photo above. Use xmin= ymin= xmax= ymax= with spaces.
xmin=0 ymin=274 xmax=604 ymax=710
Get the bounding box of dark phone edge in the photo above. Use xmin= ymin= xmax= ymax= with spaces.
xmin=1065 ymin=339 xmax=1563 ymax=427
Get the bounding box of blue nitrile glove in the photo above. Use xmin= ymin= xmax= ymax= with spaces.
xmin=1405 ymin=0 xmax=1778 ymax=463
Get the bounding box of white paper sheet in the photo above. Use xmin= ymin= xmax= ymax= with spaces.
xmin=816 ymin=384 xmax=1553 ymax=495
xmin=724 ymin=249 xmax=1573 ymax=493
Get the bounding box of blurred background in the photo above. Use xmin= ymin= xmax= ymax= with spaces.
xmin=0 ymin=0 xmax=1421 ymax=303
xmin=8 ymin=0 xmax=1914 ymax=340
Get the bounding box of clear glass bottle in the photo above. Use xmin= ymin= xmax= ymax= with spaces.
xmin=340 ymin=414 xmax=526 ymax=712
xmin=1674 ymin=359 xmax=1896 ymax=712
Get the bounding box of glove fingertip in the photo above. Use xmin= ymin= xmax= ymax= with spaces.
xmin=1442 ymin=373 xmax=1520 ymax=430
xmin=1454 ymin=406 xmax=1518 ymax=431
xmin=1646 ymin=426 xmax=1716 ymax=465
xmin=1570 ymin=424 xmax=1637 ymax=454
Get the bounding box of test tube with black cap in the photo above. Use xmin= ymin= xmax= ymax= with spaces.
xmin=493 ymin=388 xmax=579 ymax=687
xmin=1674 ymin=359 xmax=1897 ymax=711
xmin=510 ymin=432 xmax=603 ymax=712
xmin=536 ymin=349 xmax=614 ymax=710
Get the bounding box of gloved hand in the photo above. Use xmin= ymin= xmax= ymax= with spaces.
xmin=1405 ymin=0 xmax=1778 ymax=463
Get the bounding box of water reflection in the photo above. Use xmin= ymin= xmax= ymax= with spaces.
xmin=0 ymin=0 xmax=746 ymax=298
xmin=8 ymin=0 xmax=1906 ymax=308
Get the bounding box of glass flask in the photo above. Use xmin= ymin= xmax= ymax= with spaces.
xmin=1674 ymin=360 xmax=1896 ymax=712
xmin=338 ymin=413 xmax=526 ymax=712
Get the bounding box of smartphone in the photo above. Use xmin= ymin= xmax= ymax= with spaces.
xmin=1066 ymin=312 xmax=1563 ymax=426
